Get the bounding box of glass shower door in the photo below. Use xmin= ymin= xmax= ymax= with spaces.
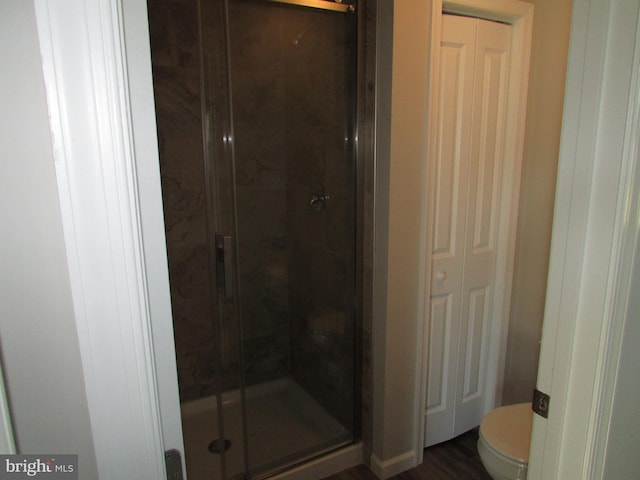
xmin=228 ymin=0 xmax=357 ymax=476
xmin=198 ymin=0 xmax=249 ymax=478
xmin=199 ymin=0 xmax=358 ymax=477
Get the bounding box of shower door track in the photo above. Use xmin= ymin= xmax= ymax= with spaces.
xmin=267 ymin=0 xmax=356 ymax=14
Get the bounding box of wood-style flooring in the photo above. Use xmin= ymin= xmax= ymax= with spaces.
xmin=322 ymin=429 xmax=492 ymax=480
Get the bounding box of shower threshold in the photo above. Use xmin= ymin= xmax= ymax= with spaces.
xmin=180 ymin=377 xmax=352 ymax=480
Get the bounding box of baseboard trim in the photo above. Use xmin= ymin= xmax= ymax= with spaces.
xmin=370 ymin=450 xmax=417 ymax=479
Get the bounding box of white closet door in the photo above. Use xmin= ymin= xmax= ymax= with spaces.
xmin=426 ymin=14 xmax=476 ymax=447
xmin=454 ymin=17 xmax=511 ymax=437
xmin=425 ymin=14 xmax=511 ymax=447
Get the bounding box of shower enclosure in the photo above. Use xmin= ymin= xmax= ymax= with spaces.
xmin=148 ymin=0 xmax=364 ymax=478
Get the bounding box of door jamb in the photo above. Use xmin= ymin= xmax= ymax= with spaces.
xmin=528 ymin=1 xmax=640 ymax=478
xmin=0 ymin=359 xmax=15 ymax=454
xmin=33 ymin=0 xmax=183 ymax=477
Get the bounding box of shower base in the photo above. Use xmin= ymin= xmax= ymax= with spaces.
xmin=181 ymin=377 xmax=353 ymax=479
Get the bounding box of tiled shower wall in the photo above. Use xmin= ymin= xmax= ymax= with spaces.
xmin=228 ymin=2 xmax=291 ymax=388
xmin=271 ymin=7 xmax=356 ymax=431
xmin=148 ymin=0 xmax=218 ymax=402
xmin=148 ymin=0 xmax=374 ymax=443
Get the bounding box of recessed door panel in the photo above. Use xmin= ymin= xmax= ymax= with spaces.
xmin=461 ymin=286 xmax=489 ymax=400
xmin=469 ymin=22 xmax=510 ymax=255
xmin=432 ymin=37 xmax=474 ymax=259
xmin=427 ymin=293 xmax=454 ymax=412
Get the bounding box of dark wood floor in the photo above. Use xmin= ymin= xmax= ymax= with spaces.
xmin=323 ymin=430 xmax=491 ymax=480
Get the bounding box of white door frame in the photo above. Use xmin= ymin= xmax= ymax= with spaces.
xmin=33 ymin=0 xmax=183 ymax=478
xmin=529 ymin=1 xmax=640 ymax=478
xmin=419 ymin=0 xmax=533 ymax=447
xmin=0 ymin=359 xmax=16 ymax=454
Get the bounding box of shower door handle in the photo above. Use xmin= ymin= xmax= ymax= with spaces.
xmin=215 ymin=233 xmax=234 ymax=301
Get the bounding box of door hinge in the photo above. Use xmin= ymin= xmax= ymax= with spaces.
xmin=165 ymin=449 xmax=184 ymax=480
xmin=532 ymin=388 xmax=550 ymax=418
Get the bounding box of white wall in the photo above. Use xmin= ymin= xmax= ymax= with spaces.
xmin=371 ymin=0 xmax=432 ymax=476
xmin=0 ymin=1 xmax=97 ymax=475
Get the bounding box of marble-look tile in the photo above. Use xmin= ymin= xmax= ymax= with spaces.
xmin=242 ymin=331 xmax=290 ymax=387
xmin=290 ymin=324 xmax=355 ymax=430
xmin=152 ymin=67 xmax=201 ymax=130
xmin=232 ymin=69 xmax=287 ymax=129
xmin=289 ymin=239 xmax=350 ymax=308
xmin=233 ymin=124 xmax=286 ymax=185
xmin=282 ymin=10 xmax=354 ymax=128
xmin=148 ymin=0 xmax=199 ymax=67
xmin=287 ymin=188 xmax=353 ymax=257
xmin=148 ymin=2 xmax=179 ymax=67
xmin=285 ymin=126 xmax=332 ymax=188
xmin=228 ymin=1 xmax=285 ymax=73
xmin=149 ymin=0 xmax=221 ymax=403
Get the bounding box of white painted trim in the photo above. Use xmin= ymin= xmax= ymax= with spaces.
xmin=34 ymin=1 xmax=166 ymax=478
xmin=587 ymin=12 xmax=640 ymax=477
xmin=529 ymin=1 xmax=640 ymax=478
xmin=415 ymin=0 xmax=442 ymax=456
xmin=443 ymin=0 xmax=532 ymax=23
xmin=527 ymin=1 xmax=606 ymax=476
xmin=370 ymin=450 xmax=417 ymax=480
xmin=420 ymin=0 xmax=533 ymax=447
xmin=585 ymin=6 xmax=640 ymax=477
xmin=119 ymin=0 xmax=186 ymax=468
xmin=0 ymin=359 xmax=16 ymax=454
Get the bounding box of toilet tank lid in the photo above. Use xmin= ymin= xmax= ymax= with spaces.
xmin=479 ymin=402 xmax=533 ymax=463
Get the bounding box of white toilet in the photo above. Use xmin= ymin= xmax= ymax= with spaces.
xmin=477 ymin=402 xmax=533 ymax=480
